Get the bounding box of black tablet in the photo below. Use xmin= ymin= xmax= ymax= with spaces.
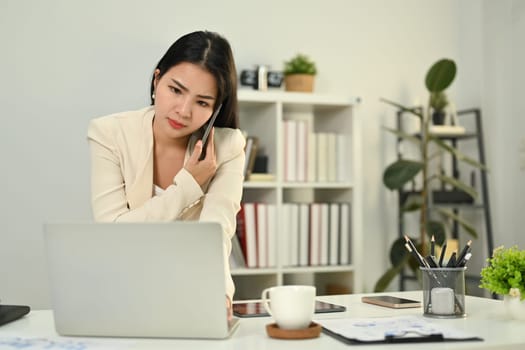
xmin=0 ymin=305 xmax=31 ymax=327
xmin=233 ymin=300 xmax=346 ymax=318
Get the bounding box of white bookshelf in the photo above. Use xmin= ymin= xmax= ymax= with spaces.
xmin=233 ymin=89 xmax=362 ymax=300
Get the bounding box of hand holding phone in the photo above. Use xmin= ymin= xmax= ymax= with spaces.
xmin=198 ymin=104 xmax=222 ymax=161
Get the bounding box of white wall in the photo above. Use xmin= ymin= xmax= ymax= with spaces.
xmin=1 ymin=0 xmax=520 ymax=309
xmin=483 ymin=0 xmax=525 ymax=249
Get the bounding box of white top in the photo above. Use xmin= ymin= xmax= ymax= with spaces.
xmin=154 ymin=185 xmax=164 ymax=196
xmin=1 ymin=291 xmax=523 ymax=349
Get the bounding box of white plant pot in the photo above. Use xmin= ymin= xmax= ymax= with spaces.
xmin=504 ymin=295 xmax=525 ymax=321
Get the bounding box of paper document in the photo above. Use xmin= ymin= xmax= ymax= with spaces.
xmin=0 ymin=337 xmax=132 ymax=350
xmin=316 ymin=315 xmax=480 ymax=343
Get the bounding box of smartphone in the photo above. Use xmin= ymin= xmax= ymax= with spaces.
xmin=198 ymin=104 xmax=222 ymax=161
xmin=361 ymin=295 xmax=421 ymax=309
xmin=233 ymin=300 xmax=346 ymax=318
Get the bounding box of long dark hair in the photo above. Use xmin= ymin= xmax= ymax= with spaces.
xmin=150 ymin=31 xmax=239 ymax=129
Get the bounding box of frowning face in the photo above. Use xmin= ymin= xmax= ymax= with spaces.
xmin=152 ymin=62 xmax=218 ymax=142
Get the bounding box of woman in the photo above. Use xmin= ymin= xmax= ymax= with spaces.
xmin=87 ymin=31 xmax=245 ymax=318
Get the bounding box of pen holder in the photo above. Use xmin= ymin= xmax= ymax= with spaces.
xmin=421 ymin=267 xmax=466 ymax=318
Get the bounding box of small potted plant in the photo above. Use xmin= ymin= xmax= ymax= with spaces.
xmin=283 ymin=53 xmax=317 ymax=92
xmin=480 ymin=246 xmax=525 ymax=320
xmin=429 ymin=91 xmax=449 ymax=125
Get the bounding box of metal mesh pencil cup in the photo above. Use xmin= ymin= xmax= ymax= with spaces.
xmin=421 ymin=267 xmax=467 ymax=318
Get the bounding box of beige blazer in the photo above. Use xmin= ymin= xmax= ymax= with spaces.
xmin=87 ymin=106 xmax=245 ymax=299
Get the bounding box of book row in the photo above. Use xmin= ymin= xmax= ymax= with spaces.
xmin=283 ymin=119 xmax=350 ymax=182
xmin=231 ymin=202 xmax=352 ymax=269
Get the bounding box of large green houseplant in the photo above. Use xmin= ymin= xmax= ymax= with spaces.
xmin=374 ymin=58 xmax=487 ymax=292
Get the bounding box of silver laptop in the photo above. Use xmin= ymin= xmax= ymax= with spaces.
xmin=43 ymin=222 xmax=239 ymax=339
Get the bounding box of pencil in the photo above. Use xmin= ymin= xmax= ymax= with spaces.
xmin=458 ymin=252 xmax=472 ymax=267
xmin=425 ymin=255 xmax=439 ymax=268
xmin=404 ymin=235 xmax=418 ymax=254
xmin=455 ymin=240 xmax=472 ymax=267
xmin=438 ymin=242 xmax=447 ymax=267
xmin=446 ymin=252 xmax=457 ymax=267
xmin=430 ymin=235 xmax=435 ymax=257
xmin=404 ymin=243 xmax=425 ymax=267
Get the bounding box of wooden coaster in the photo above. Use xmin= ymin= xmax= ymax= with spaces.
xmin=266 ymin=322 xmax=322 ymax=339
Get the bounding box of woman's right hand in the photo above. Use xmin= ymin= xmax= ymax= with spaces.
xmin=184 ymin=128 xmax=217 ymax=187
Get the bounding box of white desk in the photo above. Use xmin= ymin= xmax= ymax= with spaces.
xmin=1 ymin=291 xmax=523 ymax=350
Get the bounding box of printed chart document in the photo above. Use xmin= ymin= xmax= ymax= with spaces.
xmin=0 ymin=336 xmax=132 ymax=349
xmin=316 ymin=315 xmax=482 ymax=344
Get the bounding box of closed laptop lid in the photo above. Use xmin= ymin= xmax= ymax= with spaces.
xmin=43 ymin=222 xmax=237 ymax=339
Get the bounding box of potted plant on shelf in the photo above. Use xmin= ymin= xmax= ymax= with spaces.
xmin=480 ymin=246 xmax=525 ymax=320
xmin=374 ymin=58 xmax=488 ymax=292
xmin=430 ymin=91 xmax=449 ymax=125
xmin=283 ymin=53 xmax=317 ymax=92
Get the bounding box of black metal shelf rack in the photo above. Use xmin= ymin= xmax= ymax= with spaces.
xmin=395 ymin=108 xmax=494 ymax=292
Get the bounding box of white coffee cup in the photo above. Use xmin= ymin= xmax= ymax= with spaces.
xmin=261 ymin=285 xmax=315 ymax=330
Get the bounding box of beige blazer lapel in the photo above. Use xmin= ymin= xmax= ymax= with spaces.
xmin=127 ymin=110 xmax=155 ymax=209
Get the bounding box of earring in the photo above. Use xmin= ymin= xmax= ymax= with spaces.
xmin=152 ymin=93 xmax=156 ymax=99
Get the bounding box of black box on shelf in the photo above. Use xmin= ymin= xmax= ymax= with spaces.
xmin=432 ymin=190 xmax=474 ymax=204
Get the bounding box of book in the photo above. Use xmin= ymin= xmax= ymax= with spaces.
xmin=243 ymin=137 xmax=254 ymax=177
xmin=235 ymin=205 xmax=248 ymax=264
xmin=280 ymin=203 xmax=291 ymax=267
xmin=282 ymin=203 xmax=300 ymax=267
xmin=246 ymin=173 xmax=275 ymax=182
xmin=244 ymin=136 xmax=259 ymax=179
xmin=307 ymin=131 xmax=317 ymax=182
xmin=317 ymin=133 xmax=328 ymax=182
xmin=329 ymin=203 xmax=340 ymax=265
xmin=320 ymin=203 xmax=329 ymax=265
xmin=267 ymin=204 xmax=277 ymax=267
xmin=296 ymin=120 xmax=307 ymax=182
xmin=298 ymin=203 xmax=310 ymax=266
xmin=289 ymin=204 xmax=300 ymax=266
xmin=256 ymin=203 xmax=267 ymax=268
xmin=243 ymin=203 xmax=258 ymax=268
xmin=337 ymin=133 xmax=349 ymax=182
xmin=326 ymin=133 xmax=337 ymax=182
xmin=284 ymin=120 xmax=297 ymax=181
xmin=339 ymin=203 xmax=350 ymax=265
xmin=309 ymin=203 xmax=321 ymax=266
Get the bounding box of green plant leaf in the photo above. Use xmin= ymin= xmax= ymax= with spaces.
xmin=379 ymin=98 xmax=423 ymax=118
xmin=436 ymin=208 xmax=478 ymax=238
xmin=402 ymin=196 xmax=423 ymax=212
xmin=430 ymin=136 xmax=488 ymax=171
xmin=430 ymin=91 xmax=448 ymax=111
xmin=390 ymin=237 xmax=409 ymax=267
xmin=480 ymin=246 xmax=525 ymax=297
xmin=374 ymin=254 xmax=410 ymax=292
xmin=382 ymin=127 xmax=421 ymax=147
xmin=383 ymin=159 xmax=423 ymax=190
xmin=283 ymin=53 xmax=317 ymax=75
xmin=425 ymin=59 xmax=456 ymax=93
xmin=437 ymin=174 xmax=478 ymax=200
